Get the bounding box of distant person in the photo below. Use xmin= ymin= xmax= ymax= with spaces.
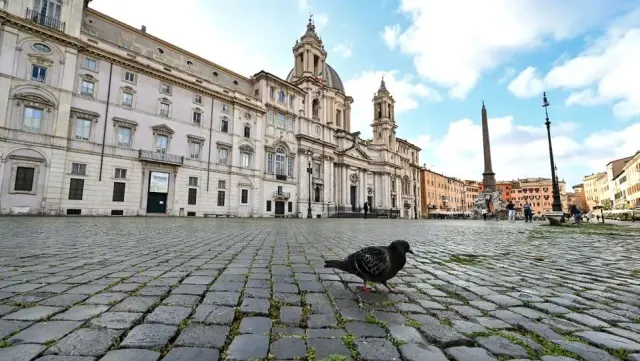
xmin=363 ymin=202 xmax=369 ymax=219
xmin=523 ymin=201 xmax=533 ymax=222
xmin=482 ymin=208 xmax=488 ymax=221
xmin=506 ymin=201 xmax=516 ymax=222
xmin=570 ymin=204 xmax=582 ymax=224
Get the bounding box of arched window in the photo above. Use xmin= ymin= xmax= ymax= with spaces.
xmin=312 ymin=99 xmax=319 ymax=118
xmin=314 ymin=186 xmax=321 ymax=202
xmin=275 ymin=147 xmax=286 ymax=175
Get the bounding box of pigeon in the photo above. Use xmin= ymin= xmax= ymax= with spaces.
xmin=324 ymin=240 xmax=414 ymax=293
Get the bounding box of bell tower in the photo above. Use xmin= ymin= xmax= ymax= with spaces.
xmin=290 ymin=15 xmax=328 ymax=82
xmin=371 ymin=76 xmax=396 ymax=149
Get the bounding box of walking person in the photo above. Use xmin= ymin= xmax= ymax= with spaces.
xmin=363 ymin=202 xmax=369 ymax=219
xmin=506 ymin=200 xmax=516 ymax=222
xmin=482 ymin=208 xmax=488 ymax=221
xmin=523 ymin=201 xmax=533 ymax=222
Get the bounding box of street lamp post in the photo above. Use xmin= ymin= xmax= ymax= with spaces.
xmin=306 ymin=152 xmax=313 ymax=219
xmin=413 ymin=171 xmax=418 ymax=219
xmin=542 ymin=92 xmax=564 ymax=225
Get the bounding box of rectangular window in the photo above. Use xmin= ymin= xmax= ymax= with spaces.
xmin=189 ymin=177 xmax=198 ymax=187
xmin=243 ymin=126 xmax=250 ymax=138
xmin=188 ymin=188 xmax=197 ymax=205
xmin=313 ymin=163 xmax=321 ymax=177
xmin=124 ymin=71 xmax=136 ymax=83
xmin=83 ymin=58 xmax=97 ymax=71
xmin=266 ymin=200 xmax=272 ymax=211
xmin=192 ymin=111 xmax=202 ymax=125
xmin=69 ymin=178 xmax=84 ymax=200
xmin=287 ymin=158 xmax=294 ymax=177
xmin=269 ymin=87 xmax=275 ymax=99
xmin=218 ymin=180 xmax=226 ymax=189
xmin=80 ymin=80 xmax=95 ymax=96
xmin=267 ymin=152 xmax=274 ymax=173
xmin=218 ymin=148 xmax=228 ymax=164
xmin=31 ymin=65 xmax=47 ymax=82
xmin=188 ymin=141 xmax=201 ymax=159
xmin=277 ymin=113 xmax=285 ymax=129
xmin=112 ymin=182 xmax=125 ymax=202
xmin=194 ymin=94 xmax=203 ymax=104
xmin=75 ymin=118 xmax=91 ymax=141
xmin=222 ymin=103 xmax=229 ymax=113
xmin=117 ymin=127 xmax=132 ymax=147
xmin=114 ymin=168 xmax=127 ymax=179
xmin=288 ymin=202 xmax=292 ymax=212
xmin=241 ymin=152 xmax=250 ymax=168
xmin=241 ymin=189 xmax=248 ymax=204
xmin=14 ymin=167 xmax=35 ymax=192
xmin=287 ymin=117 xmax=294 ymax=131
xmin=71 ymin=163 xmax=86 ymax=175
xmin=23 ymin=106 xmax=43 ymax=133
xmin=217 ymin=191 xmax=225 ymax=206
xmin=160 ymin=83 xmax=172 ymax=94
xmin=160 ymin=102 xmax=170 ymax=117
xmin=277 ymin=91 xmax=285 ymax=103
xmin=122 ymin=92 xmax=133 ymax=107
xmin=155 ymin=135 xmax=168 ymax=153
xmin=221 ymin=119 xmax=229 ymax=133
xmin=268 ymin=111 xmax=274 ymax=126
xmin=289 ymin=95 xmax=294 ymax=106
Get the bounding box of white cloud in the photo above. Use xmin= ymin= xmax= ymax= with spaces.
xmin=508 ymin=8 xmax=640 ymax=118
xmin=314 ymin=13 xmax=329 ymax=31
xmin=297 ymin=0 xmax=309 ymax=11
xmin=344 ymin=70 xmax=442 ymax=139
xmin=507 ymin=67 xmax=544 ymax=98
xmin=89 ymin=0 xmax=279 ymax=78
xmin=383 ymin=0 xmax=625 ymax=99
xmin=333 ymin=42 xmax=353 ymax=58
xmin=423 ymin=111 xmax=639 ymax=186
xmin=497 ymin=67 xmax=516 ymax=84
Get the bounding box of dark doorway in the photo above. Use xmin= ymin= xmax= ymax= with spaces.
xmin=350 ymin=186 xmax=357 ymax=211
xmin=146 ymin=171 xmax=169 ymax=213
xmin=275 ymin=201 xmax=285 ymax=216
xmin=367 ymin=195 xmax=373 ymax=209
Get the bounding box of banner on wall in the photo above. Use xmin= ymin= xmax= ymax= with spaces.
xmin=149 ymin=172 xmax=169 ymax=193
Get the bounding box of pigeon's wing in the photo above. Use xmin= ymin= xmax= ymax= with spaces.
xmin=347 ymin=246 xmax=389 ymax=279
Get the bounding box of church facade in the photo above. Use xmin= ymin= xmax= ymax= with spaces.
xmin=0 ymin=1 xmax=421 ymax=218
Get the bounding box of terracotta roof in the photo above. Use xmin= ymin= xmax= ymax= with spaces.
xmin=609 ymin=155 xmax=633 ymax=180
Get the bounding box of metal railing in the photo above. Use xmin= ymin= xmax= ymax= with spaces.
xmin=26 ymin=8 xmax=66 ymax=33
xmin=273 ymin=191 xmax=291 ymax=199
xmin=138 ymin=149 xmax=184 ymax=165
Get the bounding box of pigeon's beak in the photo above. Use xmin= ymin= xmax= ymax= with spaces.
xmin=407 ymin=250 xmax=414 ymax=255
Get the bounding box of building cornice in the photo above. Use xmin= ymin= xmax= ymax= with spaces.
xmin=252 ymin=71 xmax=306 ymax=96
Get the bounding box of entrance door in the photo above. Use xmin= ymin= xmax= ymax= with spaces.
xmin=146 ymin=171 xmax=169 ymax=213
xmin=367 ymin=195 xmax=373 ymax=208
xmin=275 ymin=201 xmax=285 ymax=216
xmin=350 ymin=186 xmax=357 ymax=211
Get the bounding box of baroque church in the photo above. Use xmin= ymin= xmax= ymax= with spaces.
xmin=285 ymin=17 xmax=422 ymax=218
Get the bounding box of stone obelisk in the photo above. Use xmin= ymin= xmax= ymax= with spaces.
xmin=481 ymin=102 xmax=496 ymax=191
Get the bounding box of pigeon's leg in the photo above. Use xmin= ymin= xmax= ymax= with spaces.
xmin=382 ymin=281 xmax=400 ymax=294
xmin=358 ymin=281 xmax=372 ymax=293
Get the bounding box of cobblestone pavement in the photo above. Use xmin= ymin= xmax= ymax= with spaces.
xmin=1 ymin=218 xmax=640 ymax=361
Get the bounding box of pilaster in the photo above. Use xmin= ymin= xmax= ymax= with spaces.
xmin=0 ymin=26 xmax=18 ymax=128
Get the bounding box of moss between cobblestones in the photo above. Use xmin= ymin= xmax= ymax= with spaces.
xmin=43 ymin=339 xmax=57 ymax=348
xmin=631 ymin=269 xmax=640 ymax=277
xmin=364 ymin=313 xmax=387 ymax=328
xmin=0 ymin=340 xmax=11 ymax=348
xmin=445 ymin=255 xmax=482 ymax=265
xmin=404 ymin=318 xmax=422 ymax=328
xmin=340 ymin=333 xmax=359 ymax=361
xmin=306 ymin=346 xmax=317 ymax=361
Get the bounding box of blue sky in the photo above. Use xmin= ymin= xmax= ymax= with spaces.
xmin=91 ymin=0 xmax=640 ymax=188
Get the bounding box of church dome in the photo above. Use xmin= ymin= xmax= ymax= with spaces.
xmin=285 ymin=63 xmax=345 ymax=94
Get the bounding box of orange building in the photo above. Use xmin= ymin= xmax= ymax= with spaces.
xmin=509 ymin=178 xmax=567 ymax=215
xmin=478 ymin=181 xmax=512 ymax=202
xmin=420 ymin=168 xmax=465 ymax=216
xmin=572 ymin=184 xmax=589 ymax=212
xmin=463 ymin=180 xmax=480 ymax=212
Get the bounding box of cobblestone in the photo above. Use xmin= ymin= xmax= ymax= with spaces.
xmin=1 ymin=218 xmax=640 ymax=361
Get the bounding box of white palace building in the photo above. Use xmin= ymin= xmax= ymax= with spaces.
xmin=0 ymin=0 xmax=422 ymax=218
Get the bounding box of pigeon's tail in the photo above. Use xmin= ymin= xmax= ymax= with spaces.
xmin=324 ymin=259 xmax=349 ymax=272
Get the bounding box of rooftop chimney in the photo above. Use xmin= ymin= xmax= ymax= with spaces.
xmin=141 ymin=25 xmax=147 ymax=33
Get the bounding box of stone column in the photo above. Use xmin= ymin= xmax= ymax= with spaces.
xmin=0 ymin=27 xmax=18 ymax=128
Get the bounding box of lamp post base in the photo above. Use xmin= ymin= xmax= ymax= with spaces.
xmin=306 ymin=208 xmax=312 ymax=219
xmin=545 ymin=211 xmax=565 ymax=226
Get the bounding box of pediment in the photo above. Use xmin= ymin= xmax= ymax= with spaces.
xmin=151 ymin=124 xmax=174 ymax=135
xmin=28 ymin=53 xmax=54 ymax=65
xmin=15 ymin=93 xmax=55 ymax=107
xmin=345 ymin=146 xmax=371 ymax=161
